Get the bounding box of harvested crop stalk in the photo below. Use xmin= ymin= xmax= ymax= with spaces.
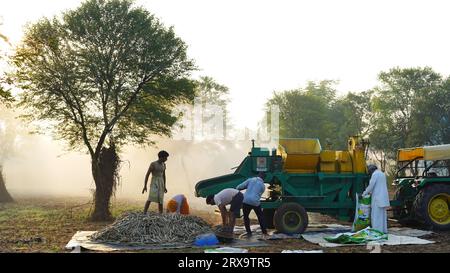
xmin=89 ymin=212 xmax=212 ymax=245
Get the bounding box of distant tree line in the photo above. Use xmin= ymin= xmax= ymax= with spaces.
xmin=266 ymin=67 xmax=450 ymax=173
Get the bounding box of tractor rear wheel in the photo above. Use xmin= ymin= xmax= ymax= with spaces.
xmin=413 ymin=184 xmax=450 ymax=231
xmin=274 ymin=203 xmax=308 ymax=234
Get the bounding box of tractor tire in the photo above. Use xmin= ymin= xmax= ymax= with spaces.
xmin=274 ymin=203 xmax=308 ymax=234
xmin=393 ymin=189 xmax=405 ymax=219
xmin=393 ymin=190 xmax=417 ymax=226
xmin=413 ymin=184 xmax=450 ymax=231
xmin=262 ymin=208 xmax=275 ymax=229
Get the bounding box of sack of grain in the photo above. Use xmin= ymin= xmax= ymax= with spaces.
xmin=352 ymin=194 xmax=371 ymax=232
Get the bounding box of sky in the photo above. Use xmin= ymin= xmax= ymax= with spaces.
xmin=2 ymin=0 xmax=450 ymax=130
xmin=1 ymin=0 xmax=450 ymax=200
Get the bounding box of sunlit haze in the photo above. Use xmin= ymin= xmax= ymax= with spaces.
xmin=2 ymin=0 xmax=450 ymax=130
xmin=1 ymin=0 xmax=450 ymax=200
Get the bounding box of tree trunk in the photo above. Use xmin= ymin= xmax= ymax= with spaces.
xmin=90 ymin=145 xmax=120 ymax=221
xmin=0 ymin=166 xmax=13 ymax=203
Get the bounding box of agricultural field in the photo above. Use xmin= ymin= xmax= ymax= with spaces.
xmin=0 ymin=196 xmax=448 ymax=253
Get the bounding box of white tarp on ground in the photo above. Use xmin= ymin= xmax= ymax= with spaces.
xmin=65 ymin=225 xmax=435 ymax=251
xmin=301 ymin=225 xmax=435 ymax=248
xmin=281 ymin=250 xmax=324 ymax=253
xmin=204 ymin=247 xmax=248 ymax=253
xmin=65 ymin=231 xmax=268 ymax=252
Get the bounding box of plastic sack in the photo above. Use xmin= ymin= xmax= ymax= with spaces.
xmin=324 ymin=227 xmax=388 ymax=244
xmin=194 ymin=233 xmax=219 ymax=246
xmin=352 ymin=194 xmax=371 ymax=232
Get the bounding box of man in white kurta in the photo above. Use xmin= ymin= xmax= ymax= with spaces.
xmin=363 ymin=165 xmax=390 ymax=233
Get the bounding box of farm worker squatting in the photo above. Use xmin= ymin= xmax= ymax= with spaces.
xmin=363 ymin=164 xmax=390 ymax=233
xmin=236 ymin=172 xmax=268 ymax=236
xmin=142 ymin=150 xmax=169 ymax=214
xmin=166 ymin=194 xmax=190 ymax=215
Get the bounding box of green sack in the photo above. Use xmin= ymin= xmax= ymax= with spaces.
xmin=352 ymin=194 xmax=371 ymax=232
xmin=324 ymin=227 xmax=388 ymax=244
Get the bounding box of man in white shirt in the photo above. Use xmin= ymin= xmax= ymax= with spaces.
xmin=363 ymin=164 xmax=390 ymax=233
xmin=206 ymin=188 xmax=244 ymax=233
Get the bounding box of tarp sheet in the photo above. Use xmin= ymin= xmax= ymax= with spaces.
xmin=65 ymin=231 xmax=268 ymax=252
xmin=301 ymin=225 xmax=434 ymax=247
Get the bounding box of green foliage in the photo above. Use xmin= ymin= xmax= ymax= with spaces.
xmin=195 ymin=76 xmax=229 ymax=110
xmin=0 ymin=22 xmax=13 ymax=105
xmin=369 ymin=67 xmax=449 ymax=160
xmin=266 ymin=80 xmax=370 ymax=149
xmin=11 ymin=0 xmax=196 ymax=157
xmin=266 ymin=67 xmax=450 ymax=167
xmin=195 ymin=76 xmax=229 ymax=136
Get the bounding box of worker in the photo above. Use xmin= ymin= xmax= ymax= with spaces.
xmin=363 ymin=164 xmax=390 ymax=233
xmin=236 ymin=172 xmax=268 ymax=237
xmin=206 ymin=188 xmax=244 ymax=233
xmin=142 ymin=150 xmax=169 ymax=214
xmin=166 ymin=194 xmax=190 ymax=215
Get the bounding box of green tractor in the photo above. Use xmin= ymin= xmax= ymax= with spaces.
xmin=391 ymin=145 xmax=450 ymax=230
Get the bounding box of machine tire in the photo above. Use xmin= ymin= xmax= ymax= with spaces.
xmin=413 ymin=184 xmax=450 ymax=231
xmin=274 ymin=203 xmax=308 ymax=234
xmin=392 ymin=189 xmax=418 ymax=226
xmin=262 ymin=208 xmax=275 ymax=229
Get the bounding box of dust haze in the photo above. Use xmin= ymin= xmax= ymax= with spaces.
xmin=0 ymin=106 xmax=259 ymax=210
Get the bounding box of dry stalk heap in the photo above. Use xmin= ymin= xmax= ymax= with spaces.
xmin=90 ymin=212 xmax=212 ymax=245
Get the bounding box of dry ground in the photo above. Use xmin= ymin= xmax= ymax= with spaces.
xmin=0 ymin=196 xmax=448 ymax=253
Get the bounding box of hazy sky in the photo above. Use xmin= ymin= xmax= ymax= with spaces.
xmin=2 ymin=0 xmax=450 ymax=130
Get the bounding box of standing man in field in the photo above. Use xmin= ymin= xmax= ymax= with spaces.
xmin=142 ymin=150 xmax=169 ymax=214
xmin=363 ymin=164 xmax=390 ymax=233
xmin=236 ymin=172 xmax=268 ymax=237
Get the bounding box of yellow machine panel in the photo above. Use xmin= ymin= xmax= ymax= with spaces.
xmin=348 ymin=136 xmax=367 ymax=174
xmin=336 ymin=151 xmax=353 ymax=173
xmin=277 ymin=136 xmax=368 ymax=174
xmin=397 ymin=147 xmax=424 ymax=162
xmin=278 ymin=139 xmax=321 ymax=173
xmin=320 ymin=150 xmax=337 ymax=172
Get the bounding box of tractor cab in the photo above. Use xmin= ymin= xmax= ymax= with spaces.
xmin=396 ymin=145 xmax=450 ymax=179
xmin=392 ymin=145 xmax=450 ymax=230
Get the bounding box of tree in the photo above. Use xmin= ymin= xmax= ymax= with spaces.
xmin=370 ymin=67 xmax=445 ymax=158
xmin=266 ymin=80 xmax=358 ymax=149
xmin=0 ymin=106 xmax=18 ymax=203
xmin=0 ymin=23 xmax=12 ymax=104
xmin=11 ymin=0 xmax=196 ymax=220
xmin=195 ymin=76 xmax=229 ymax=139
xmin=329 ymin=91 xmax=374 ymax=150
xmin=368 ymin=67 xmax=450 ymax=172
xmin=0 ymin=20 xmax=14 ymax=202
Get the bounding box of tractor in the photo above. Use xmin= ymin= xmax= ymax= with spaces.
xmin=391 ymin=145 xmax=450 ymax=230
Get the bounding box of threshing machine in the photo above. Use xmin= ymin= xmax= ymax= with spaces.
xmin=195 ymin=136 xmax=371 ymax=234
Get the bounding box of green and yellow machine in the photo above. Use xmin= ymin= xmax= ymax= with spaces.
xmin=195 ymin=136 xmax=371 ymax=234
xmin=391 ymin=145 xmax=450 ymax=230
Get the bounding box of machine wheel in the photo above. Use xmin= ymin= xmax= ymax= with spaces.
xmin=413 ymin=184 xmax=450 ymax=231
xmin=392 ymin=189 xmax=418 ymax=226
xmin=274 ymin=203 xmax=308 ymax=234
xmin=262 ymin=208 xmax=275 ymax=229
